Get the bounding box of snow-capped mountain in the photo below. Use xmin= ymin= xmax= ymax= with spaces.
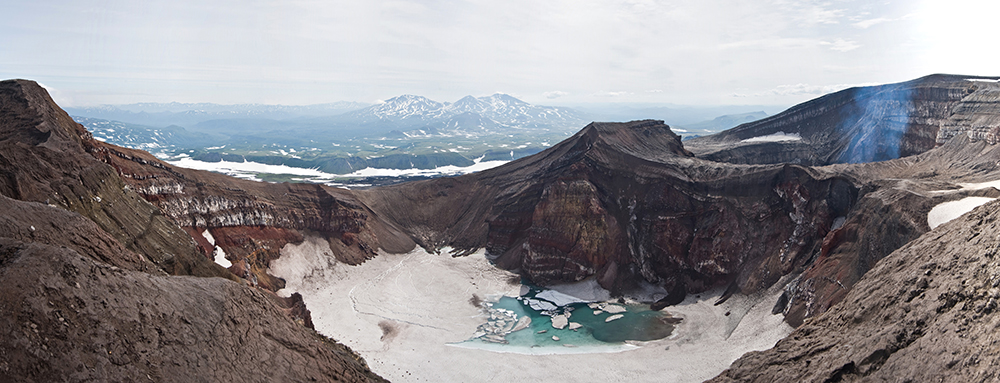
xmin=476 ymin=93 xmax=581 ymax=126
xmin=343 ymin=93 xmax=585 ymax=136
xmin=344 ymin=95 xmax=446 ymax=122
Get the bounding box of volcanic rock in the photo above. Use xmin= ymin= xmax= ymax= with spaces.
xmin=359 ymin=120 xmax=861 ymax=309
xmin=85 ymin=119 xmax=416 ymax=289
xmin=0 ymin=79 xmax=230 ymax=279
xmin=359 ymin=75 xmax=1000 ymax=326
xmin=709 ymin=198 xmax=1000 ymax=382
xmin=0 ymin=79 xmax=386 ymax=382
xmin=0 ymin=234 xmax=384 ymax=383
xmin=686 ymin=74 xmax=1000 ymax=165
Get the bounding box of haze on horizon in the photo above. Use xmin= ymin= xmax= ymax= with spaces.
xmin=1 ymin=0 xmax=997 ymax=108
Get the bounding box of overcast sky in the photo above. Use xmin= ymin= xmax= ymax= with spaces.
xmin=1 ymin=0 xmax=997 ymax=107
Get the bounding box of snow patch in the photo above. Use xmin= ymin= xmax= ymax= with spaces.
xmin=213 ymin=246 xmax=232 ymax=268
xmin=544 ymin=279 xmax=612 ymax=303
xmin=928 ymin=197 xmax=996 ymax=229
xmin=167 ymin=158 xmax=331 ymax=177
xmin=201 ymin=229 xmax=216 ymax=246
xmin=271 ymin=237 xmax=793 ymax=382
xmin=332 ymin=160 xmax=508 ymax=179
xmin=741 ymin=132 xmax=802 ymax=143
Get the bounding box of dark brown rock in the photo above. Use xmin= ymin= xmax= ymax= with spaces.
xmin=0 ymin=79 xmax=231 ymax=280
xmin=708 ymin=198 xmax=1000 ymax=382
xmin=359 ymin=120 xmax=859 ymax=303
xmin=0 ymin=237 xmax=385 ymax=383
xmin=686 ymin=74 xmax=1000 ymax=165
xmin=88 ymin=140 xmax=416 ymax=290
xmin=0 ymin=79 xmax=385 ymax=382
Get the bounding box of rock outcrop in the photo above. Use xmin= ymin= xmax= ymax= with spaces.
xmin=87 ymin=133 xmax=416 ymax=290
xmin=709 ymin=197 xmax=1000 ymax=382
xmin=0 ymin=234 xmax=384 ymax=382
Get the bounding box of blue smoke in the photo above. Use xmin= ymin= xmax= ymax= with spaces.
xmin=836 ymin=84 xmax=915 ymax=164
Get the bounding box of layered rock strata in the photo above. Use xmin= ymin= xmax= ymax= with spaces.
xmin=86 ymin=131 xmax=416 ymax=290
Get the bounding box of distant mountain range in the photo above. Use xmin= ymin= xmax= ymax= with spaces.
xmin=75 ymin=117 xmax=218 ymax=150
xmin=69 ymin=94 xmax=778 ymax=177
xmin=65 ymin=101 xmax=371 ymax=127
xmin=67 ymin=94 xmax=585 ymax=135
xmin=332 ymin=93 xmax=586 ymax=138
xmin=675 ymin=111 xmax=769 ymax=135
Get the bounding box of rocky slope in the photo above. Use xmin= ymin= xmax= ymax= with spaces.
xmin=0 ymin=79 xmax=385 ymax=382
xmin=0 ymin=198 xmax=384 ymax=383
xmin=709 ymin=197 xmax=1000 ymax=382
xmin=686 ymin=74 xmax=1000 ymax=165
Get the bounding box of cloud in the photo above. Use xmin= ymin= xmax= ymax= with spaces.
xmin=36 ymin=82 xmax=74 ymax=106
xmin=732 ymin=82 xmax=880 ymax=98
xmin=543 ymin=91 xmax=568 ymax=99
xmin=775 ymin=0 xmax=846 ymax=25
xmin=646 ymin=89 xmax=663 ymax=93
xmin=591 ymin=91 xmax=632 ymax=97
xmin=852 ymin=17 xmax=892 ymax=29
xmin=822 ymin=39 xmax=861 ymax=52
xmin=719 ymin=37 xmax=821 ymax=50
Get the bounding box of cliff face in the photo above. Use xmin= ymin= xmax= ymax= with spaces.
xmin=0 ymin=79 xmax=385 ymax=382
xmin=686 ymin=74 xmax=1000 ymax=165
xmin=709 ymin=197 xmax=1000 ymax=382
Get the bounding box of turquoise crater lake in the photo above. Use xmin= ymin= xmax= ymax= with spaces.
xmin=455 ymin=284 xmax=681 ymax=353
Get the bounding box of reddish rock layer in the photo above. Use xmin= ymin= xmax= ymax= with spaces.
xmin=86 ymin=140 xmax=416 ymax=290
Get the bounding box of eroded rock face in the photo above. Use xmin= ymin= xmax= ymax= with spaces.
xmin=363 ymin=94 xmax=1000 ymax=325
xmin=708 ymin=199 xmax=1000 ymax=382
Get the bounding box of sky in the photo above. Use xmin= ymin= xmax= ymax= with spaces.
xmin=1 ymin=0 xmax=997 ymax=107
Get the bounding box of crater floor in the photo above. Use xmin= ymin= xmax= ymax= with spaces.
xmin=270 ymin=235 xmax=792 ymax=382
